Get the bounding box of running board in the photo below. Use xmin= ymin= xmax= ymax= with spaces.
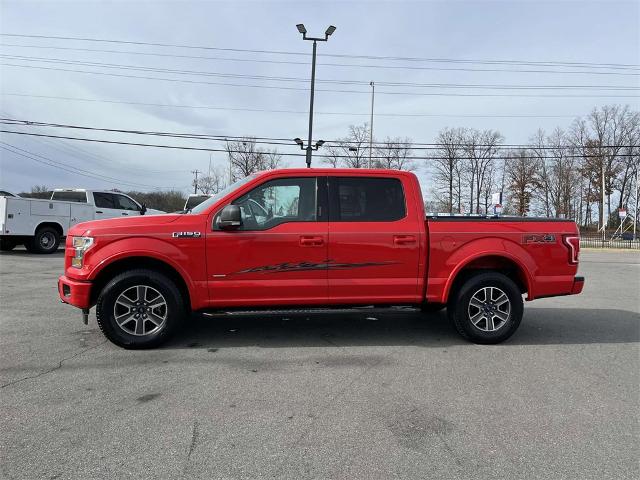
xmin=202 ymin=305 xmax=420 ymax=317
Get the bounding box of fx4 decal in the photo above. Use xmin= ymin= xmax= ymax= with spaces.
xmin=522 ymin=234 xmax=556 ymax=244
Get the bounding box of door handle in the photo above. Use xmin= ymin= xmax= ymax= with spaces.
xmin=95 ymin=210 xmax=103 ymax=214
xmin=300 ymin=236 xmax=324 ymax=246
xmin=393 ymin=235 xmax=416 ymax=245
xmin=122 ymin=212 xmax=128 ymax=216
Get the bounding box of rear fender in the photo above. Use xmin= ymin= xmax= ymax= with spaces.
xmin=441 ymin=237 xmax=536 ymax=303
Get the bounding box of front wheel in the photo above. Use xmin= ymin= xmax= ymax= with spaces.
xmin=448 ymin=272 xmax=523 ymax=344
xmin=96 ymin=269 xmax=185 ymax=349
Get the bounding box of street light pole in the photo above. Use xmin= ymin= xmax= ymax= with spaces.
xmin=306 ymin=39 xmax=317 ymax=169
xmin=296 ymin=23 xmax=336 ymax=168
xmin=369 ymin=81 xmax=375 ymax=168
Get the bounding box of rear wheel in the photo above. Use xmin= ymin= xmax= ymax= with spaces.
xmin=0 ymin=238 xmax=17 ymax=251
xmin=28 ymin=226 xmax=60 ymax=254
xmin=96 ymin=269 xmax=185 ymax=349
xmin=448 ymin=272 xmax=523 ymax=344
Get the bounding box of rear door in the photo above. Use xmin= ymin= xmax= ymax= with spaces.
xmin=327 ymin=175 xmax=422 ymax=304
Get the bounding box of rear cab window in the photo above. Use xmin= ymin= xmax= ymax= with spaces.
xmin=329 ymin=177 xmax=406 ymax=222
xmin=51 ymin=191 xmax=88 ymax=203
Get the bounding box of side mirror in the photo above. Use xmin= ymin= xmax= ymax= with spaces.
xmin=140 ymin=203 xmax=147 ymax=216
xmin=218 ymin=204 xmax=242 ymax=230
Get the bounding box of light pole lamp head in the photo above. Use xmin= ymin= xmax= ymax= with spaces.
xmin=325 ymin=25 xmax=336 ymax=38
xmin=315 ymin=140 xmax=325 ymax=148
xmin=296 ymin=24 xmax=307 ymax=35
xmin=294 ymin=137 xmax=304 ymax=147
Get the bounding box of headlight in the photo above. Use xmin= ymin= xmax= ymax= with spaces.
xmin=71 ymin=236 xmax=94 ymax=268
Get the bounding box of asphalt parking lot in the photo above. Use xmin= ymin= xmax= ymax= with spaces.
xmin=0 ymin=249 xmax=638 ymax=480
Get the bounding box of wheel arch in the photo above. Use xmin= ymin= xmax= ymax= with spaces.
xmin=89 ymin=256 xmax=192 ymax=311
xmin=35 ymin=221 xmax=64 ymax=237
xmin=444 ymin=253 xmax=533 ymax=304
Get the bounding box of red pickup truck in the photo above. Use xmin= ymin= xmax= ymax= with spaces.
xmin=58 ymin=169 xmax=583 ymax=348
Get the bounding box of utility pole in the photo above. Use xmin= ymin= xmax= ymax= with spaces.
xmin=296 ymin=24 xmax=336 ymax=168
xmin=634 ymin=166 xmax=639 ymax=240
xmin=369 ymin=81 xmax=375 ymax=168
xmin=191 ymin=169 xmax=201 ymax=194
xmin=600 ymin=163 xmax=606 ymax=240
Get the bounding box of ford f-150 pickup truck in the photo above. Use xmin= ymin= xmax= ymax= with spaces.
xmin=58 ymin=169 xmax=584 ymax=348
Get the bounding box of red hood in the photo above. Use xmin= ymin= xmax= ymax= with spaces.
xmin=69 ymin=214 xmax=182 ymax=236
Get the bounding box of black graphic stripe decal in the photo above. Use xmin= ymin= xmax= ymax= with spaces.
xmin=234 ymin=259 xmax=397 ymax=275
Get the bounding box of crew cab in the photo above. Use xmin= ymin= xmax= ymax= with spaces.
xmin=0 ymin=189 xmax=164 ymax=253
xmin=58 ymin=169 xmax=583 ymax=348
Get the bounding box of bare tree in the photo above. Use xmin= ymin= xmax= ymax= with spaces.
xmin=504 ymin=149 xmax=539 ymax=216
xmin=322 ymin=123 xmax=370 ymax=168
xmin=226 ymin=138 xmax=285 ymax=181
xmin=570 ymin=105 xmax=637 ymax=228
xmin=197 ymin=165 xmax=227 ymax=194
xmin=433 ymin=127 xmax=466 ymax=212
xmin=463 ymin=129 xmax=504 ymax=213
xmin=373 ymin=137 xmax=416 ymax=171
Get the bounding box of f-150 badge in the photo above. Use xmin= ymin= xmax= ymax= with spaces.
xmin=522 ymin=234 xmax=555 ymax=244
xmin=172 ymin=232 xmax=202 ymax=238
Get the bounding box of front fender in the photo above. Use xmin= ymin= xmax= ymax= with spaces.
xmin=84 ymin=237 xmax=198 ymax=293
xmin=438 ymin=237 xmax=536 ymax=303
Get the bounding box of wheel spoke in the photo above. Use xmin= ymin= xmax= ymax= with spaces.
xmin=135 ymin=317 xmax=145 ymax=335
xmin=469 ymin=311 xmax=485 ymax=326
xmin=116 ymin=312 xmax=135 ymax=326
xmin=116 ymin=297 xmax=135 ymax=309
xmin=136 ymin=286 xmax=146 ymax=303
xmin=147 ymin=311 xmax=164 ymax=326
xmin=494 ymin=293 xmax=509 ymax=307
xmin=469 ymin=297 xmax=484 ymax=309
xmin=494 ymin=310 xmax=509 ymax=322
xmin=147 ymin=297 xmax=166 ymax=309
xmin=486 ymin=315 xmax=495 ymax=330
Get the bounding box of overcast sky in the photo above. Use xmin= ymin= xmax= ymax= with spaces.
xmin=0 ymin=0 xmax=638 ymax=194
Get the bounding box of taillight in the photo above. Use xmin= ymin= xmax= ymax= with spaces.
xmin=563 ymin=235 xmax=580 ymax=265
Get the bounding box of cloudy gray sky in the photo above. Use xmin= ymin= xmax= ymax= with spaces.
xmin=0 ymin=0 xmax=638 ymax=194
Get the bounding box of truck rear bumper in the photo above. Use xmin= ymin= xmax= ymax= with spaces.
xmin=58 ymin=275 xmax=92 ymax=309
xmin=570 ymin=276 xmax=585 ymax=295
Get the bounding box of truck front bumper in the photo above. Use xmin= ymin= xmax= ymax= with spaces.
xmin=58 ymin=275 xmax=92 ymax=309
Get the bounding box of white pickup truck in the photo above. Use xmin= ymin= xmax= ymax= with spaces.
xmin=0 ymin=189 xmax=164 ymax=253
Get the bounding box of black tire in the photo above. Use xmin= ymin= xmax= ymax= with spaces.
xmin=29 ymin=226 xmax=60 ymax=254
xmin=448 ymin=272 xmax=523 ymax=344
xmin=96 ymin=269 xmax=185 ymax=349
xmin=420 ymin=302 xmax=446 ymax=314
xmin=0 ymin=238 xmax=17 ymax=251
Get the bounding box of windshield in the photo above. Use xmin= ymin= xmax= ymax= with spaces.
xmin=189 ymin=174 xmax=258 ymax=214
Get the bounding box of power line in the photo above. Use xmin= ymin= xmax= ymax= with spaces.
xmin=2 ymin=129 xmax=636 ymax=160
xmin=3 ymin=63 xmax=638 ymax=98
xmin=2 ymin=54 xmax=638 ymax=90
xmin=2 ymin=33 xmax=638 ymax=70
xmin=0 ymin=92 xmax=582 ymax=118
xmin=3 ymin=117 xmax=639 ymax=150
xmin=1 ymin=44 xmax=637 ymax=77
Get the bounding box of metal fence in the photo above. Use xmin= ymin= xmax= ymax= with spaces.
xmin=580 ymin=234 xmax=640 ymax=250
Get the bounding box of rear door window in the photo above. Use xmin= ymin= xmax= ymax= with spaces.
xmin=93 ymin=192 xmax=116 ymax=209
xmin=329 ymin=177 xmax=406 ymax=222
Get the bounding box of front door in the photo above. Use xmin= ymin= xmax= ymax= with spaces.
xmin=327 ymin=175 xmax=422 ymax=304
xmin=206 ymin=175 xmax=328 ymax=307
